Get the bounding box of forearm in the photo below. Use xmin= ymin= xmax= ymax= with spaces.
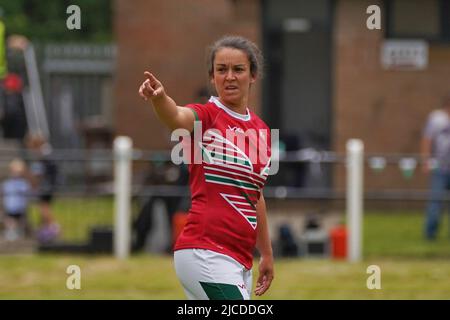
xmin=256 ymin=195 xmax=273 ymax=258
xmin=150 ymin=93 xmax=183 ymax=131
xmin=420 ymin=138 xmax=431 ymax=160
xmin=421 ymin=137 xmax=433 ymax=168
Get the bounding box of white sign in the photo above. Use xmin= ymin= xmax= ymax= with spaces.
xmin=381 ymin=40 xmax=428 ymax=71
xmin=283 ymin=18 xmax=311 ymax=33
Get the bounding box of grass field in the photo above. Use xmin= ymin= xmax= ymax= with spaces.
xmin=0 ymin=255 xmax=450 ymax=299
xmin=1 ymin=198 xmax=450 ymax=299
xmin=27 ymin=197 xmax=115 ymax=242
xmin=364 ymin=211 xmax=450 ymax=258
xmin=26 ymin=198 xmax=450 ymax=258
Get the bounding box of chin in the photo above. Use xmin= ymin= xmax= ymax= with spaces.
xmin=222 ymin=92 xmax=241 ymax=102
xmin=221 ymin=97 xmax=240 ymax=107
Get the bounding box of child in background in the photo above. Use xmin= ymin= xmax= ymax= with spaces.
xmin=26 ymin=133 xmax=60 ymax=243
xmin=2 ymin=159 xmax=31 ymax=241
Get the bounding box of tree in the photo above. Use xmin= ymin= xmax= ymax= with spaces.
xmin=0 ymin=0 xmax=112 ymax=43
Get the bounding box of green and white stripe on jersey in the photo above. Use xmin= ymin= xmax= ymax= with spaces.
xmin=221 ymin=193 xmax=257 ymax=229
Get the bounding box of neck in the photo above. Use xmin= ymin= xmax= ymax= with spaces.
xmin=219 ymin=97 xmax=248 ymax=115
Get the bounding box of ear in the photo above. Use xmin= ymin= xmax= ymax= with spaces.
xmin=250 ymin=74 xmax=256 ymax=84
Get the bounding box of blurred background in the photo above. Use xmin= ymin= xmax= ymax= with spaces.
xmin=0 ymin=0 xmax=450 ymax=299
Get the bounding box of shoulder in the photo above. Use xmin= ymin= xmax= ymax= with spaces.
xmin=185 ymin=101 xmax=218 ymax=111
xmin=185 ymin=101 xmax=219 ymax=124
xmin=427 ymin=109 xmax=449 ymax=126
xmin=248 ymin=110 xmax=270 ymax=130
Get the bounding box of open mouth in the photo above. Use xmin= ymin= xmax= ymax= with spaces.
xmin=225 ymin=85 xmax=238 ymax=91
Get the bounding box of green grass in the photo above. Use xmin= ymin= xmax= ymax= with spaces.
xmin=0 ymin=254 xmax=449 ymax=299
xmin=3 ymin=199 xmax=450 ymax=299
xmin=28 ymin=197 xmax=115 ymax=242
xmin=364 ymin=211 xmax=450 ymax=258
xmin=0 ymin=254 xmax=184 ymax=299
xmin=28 ymin=197 xmax=450 ymax=258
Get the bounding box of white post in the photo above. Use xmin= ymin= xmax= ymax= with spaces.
xmin=346 ymin=139 xmax=364 ymax=262
xmin=114 ymin=136 xmax=133 ymax=260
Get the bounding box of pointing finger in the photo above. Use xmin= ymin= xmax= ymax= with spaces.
xmin=144 ymin=71 xmax=157 ymax=83
xmin=147 ymin=72 xmax=159 ymax=85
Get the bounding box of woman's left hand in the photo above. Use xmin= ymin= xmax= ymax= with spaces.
xmin=254 ymin=255 xmax=274 ymax=296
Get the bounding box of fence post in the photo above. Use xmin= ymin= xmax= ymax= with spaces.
xmin=346 ymin=139 xmax=364 ymax=262
xmin=114 ymin=136 xmax=132 ymax=260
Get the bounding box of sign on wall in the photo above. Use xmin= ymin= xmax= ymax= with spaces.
xmin=381 ymin=40 xmax=428 ymax=71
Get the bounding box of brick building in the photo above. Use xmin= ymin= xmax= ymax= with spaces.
xmin=114 ymin=0 xmax=261 ymax=151
xmin=114 ymin=0 xmax=450 ymax=191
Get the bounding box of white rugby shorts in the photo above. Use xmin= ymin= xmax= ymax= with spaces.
xmin=174 ymin=248 xmax=252 ymax=300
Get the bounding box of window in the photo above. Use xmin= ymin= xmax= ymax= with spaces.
xmin=385 ymin=0 xmax=450 ymax=42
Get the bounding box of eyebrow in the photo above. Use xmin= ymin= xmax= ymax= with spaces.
xmin=215 ymin=63 xmax=247 ymax=67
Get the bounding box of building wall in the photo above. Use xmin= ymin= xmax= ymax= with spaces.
xmin=114 ymin=0 xmax=450 ymax=191
xmin=114 ymin=0 xmax=261 ymax=150
xmin=333 ymin=0 xmax=450 ymax=190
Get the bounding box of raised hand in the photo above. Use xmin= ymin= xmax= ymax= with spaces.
xmin=138 ymin=71 xmax=165 ymax=101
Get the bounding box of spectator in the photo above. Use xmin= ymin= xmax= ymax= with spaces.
xmin=421 ymin=94 xmax=450 ymax=240
xmin=0 ymin=73 xmax=28 ymax=143
xmin=132 ymin=161 xmax=190 ymax=253
xmin=26 ymin=133 xmax=60 ymax=243
xmin=2 ymin=158 xmax=31 ymax=241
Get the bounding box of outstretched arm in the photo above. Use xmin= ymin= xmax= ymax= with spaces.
xmin=138 ymin=71 xmax=195 ymax=131
xmin=254 ymin=193 xmax=274 ymax=296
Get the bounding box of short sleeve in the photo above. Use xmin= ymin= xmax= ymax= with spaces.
xmin=423 ymin=110 xmax=448 ymax=139
xmin=258 ymin=123 xmax=272 ymax=200
xmin=266 ymin=123 xmax=272 ymax=154
xmin=185 ymin=103 xmax=212 ymax=128
xmin=257 ymin=120 xmax=272 ymax=178
xmin=261 ymin=121 xmax=272 ymax=161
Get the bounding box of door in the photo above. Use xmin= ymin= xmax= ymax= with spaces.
xmin=262 ymin=0 xmax=333 ymax=188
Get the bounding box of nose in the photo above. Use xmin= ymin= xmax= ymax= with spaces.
xmin=225 ymin=69 xmax=235 ymax=80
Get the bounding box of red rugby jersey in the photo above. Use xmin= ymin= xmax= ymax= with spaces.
xmin=174 ymin=96 xmax=271 ymax=269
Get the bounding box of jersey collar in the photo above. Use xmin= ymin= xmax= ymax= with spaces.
xmin=209 ymin=96 xmax=251 ymax=121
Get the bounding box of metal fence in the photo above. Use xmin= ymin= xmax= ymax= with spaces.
xmin=41 ymin=43 xmax=115 ymax=149
xmin=0 ymin=141 xmax=447 ymax=259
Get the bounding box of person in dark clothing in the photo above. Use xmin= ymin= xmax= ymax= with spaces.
xmin=0 ymin=73 xmax=28 ymax=142
xmin=132 ymin=162 xmax=190 ymax=252
xmin=26 ymin=133 xmax=60 ymax=242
